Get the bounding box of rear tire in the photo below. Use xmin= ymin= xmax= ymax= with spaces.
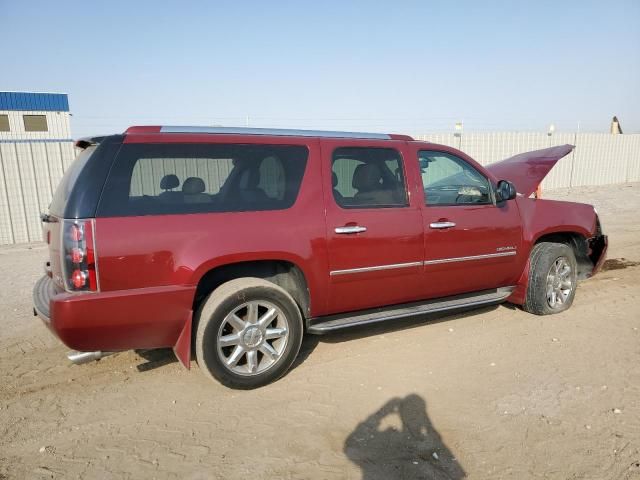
xmin=523 ymin=242 xmax=578 ymax=315
xmin=195 ymin=278 xmax=303 ymax=389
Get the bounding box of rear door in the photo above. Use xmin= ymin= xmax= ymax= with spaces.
xmin=321 ymin=139 xmax=425 ymax=314
xmin=412 ymin=146 xmax=525 ymax=298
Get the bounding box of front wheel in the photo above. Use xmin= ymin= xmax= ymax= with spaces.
xmin=523 ymin=242 xmax=578 ymax=315
xmin=195 ymin=278 xmax=303 ymax=389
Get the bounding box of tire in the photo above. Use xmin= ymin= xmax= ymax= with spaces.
xmin=195 ymin=277 xmax=303 ymax=389
xmin=523 ymin=242 xmax=578 ymax=315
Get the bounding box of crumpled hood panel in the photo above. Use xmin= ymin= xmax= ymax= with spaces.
xmin=486 ymin=144 xmax=574 ymax=196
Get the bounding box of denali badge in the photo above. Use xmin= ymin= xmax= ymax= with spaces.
xmin=496 ymin=246 xmax=517 ymax=252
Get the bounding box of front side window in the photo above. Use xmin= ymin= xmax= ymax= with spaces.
xmin=98 ymin=143 xmax=308 ymax=216
xmin=0 ymin=114 xmax=9 ymax=132
xmin=23 ymin=115 xmax=48 ymax=132
xmin=332 ymin=147 xmax=407 ymax=208
xmin=419 ymin=151 xmax=491 ymax=206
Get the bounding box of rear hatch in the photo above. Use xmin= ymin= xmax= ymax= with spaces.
xmin=42 ymin=136 xmax=123 ymax=293
xmin=44 ymin=144 xmax=98 ymax=292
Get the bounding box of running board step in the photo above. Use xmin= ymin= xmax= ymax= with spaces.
xmin=307 ymin=287 xmax=514 ymax=334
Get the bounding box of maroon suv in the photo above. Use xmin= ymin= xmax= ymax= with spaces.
xmin=33 ymin=126 xmax=607 ymax=389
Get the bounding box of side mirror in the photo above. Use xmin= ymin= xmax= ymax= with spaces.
xmin=496 ymin=180 xmax=517 ymax=202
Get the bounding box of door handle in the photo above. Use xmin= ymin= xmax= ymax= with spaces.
xmin=335 ymin=225 xmax=367 ymax=234
xmin=429 ymin=221 xmax=456 ymax=229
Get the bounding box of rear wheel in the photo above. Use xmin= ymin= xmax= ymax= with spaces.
xmin=195 ymin=278 xmax=303 ymax=389
xmin=523 ymin=242 xmax=578 ymax=315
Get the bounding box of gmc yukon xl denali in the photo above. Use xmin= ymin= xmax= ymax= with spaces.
xmin=33 ymin=126 xmax=608 ymax=389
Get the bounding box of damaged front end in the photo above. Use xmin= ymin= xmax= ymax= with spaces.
xmin=565 ymin=215 xmax=608 ymax=280
xmin=588 ymin=216 xmax=608 ymax=276
xmin=485 ymin=144 xmax=608 ymax=278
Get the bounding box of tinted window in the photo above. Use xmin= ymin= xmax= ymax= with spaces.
xmin=97 ymin=143 xmax=308 ymax=216
xmin=332 ymin=147 xmax=407 ymax=208
xmin=49 ymin=146 xmax=97 ymax=216
xmin=419 ymin=151 xmax=491 ymax=206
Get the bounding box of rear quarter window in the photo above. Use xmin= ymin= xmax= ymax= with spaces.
xmin=96 ymin=143 xmax=309 ymax=217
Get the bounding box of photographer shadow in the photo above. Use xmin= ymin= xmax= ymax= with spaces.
xmin=344 ymin=394 xmax=465 ymax=479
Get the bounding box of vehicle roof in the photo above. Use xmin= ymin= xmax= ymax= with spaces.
xmin=124 ymin=125 xmax=414 ymax=141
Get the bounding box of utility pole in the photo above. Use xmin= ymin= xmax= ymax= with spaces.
xmin=569 ymin=122 xmax=579 ymax=189
xmin=454 ymin=121 xmax=463 ymax=150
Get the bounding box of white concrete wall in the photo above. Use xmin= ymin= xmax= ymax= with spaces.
xmin=417 ymin=132 xmax=640 ymax=189
xmin=0 ymin=141 xmax=74 ymax=244
xmin=0 ymin=133 xmax=638 ymax=245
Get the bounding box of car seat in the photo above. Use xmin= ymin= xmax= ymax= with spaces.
xmin=238 ymin=168 xmax=269 ymax=203
xmin=182 ymin=177 xmax=211 ymax=204
xmin=158 ymin=174 xmax=182 ymax=203
xmin=352 ymin=164 xmax=395 ymax=205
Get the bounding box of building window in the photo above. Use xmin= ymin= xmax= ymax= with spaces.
xmin=23 ymin=115 xmax=48 ymax=132
xmin=0 ymin=114 xmax=9 ymax=132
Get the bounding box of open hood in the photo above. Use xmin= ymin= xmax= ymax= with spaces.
xmin=486 ymin=144 xmax=574 ymax=196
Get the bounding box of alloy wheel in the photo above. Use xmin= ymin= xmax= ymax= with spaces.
xmin=546 ymin=256 xmax=573 ymax=309
xmin=216 ymin=301 xmax=290 ymax=376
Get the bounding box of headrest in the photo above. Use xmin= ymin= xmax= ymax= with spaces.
xmin=352 ymin=164 xmax=382 ymax=192
xmin=182 ymin=177 xmax=206 ymax=194
xmin=160 ymin=174 xmax=179 ymax=190
xmin=239 ymin=168 xmax=260 ymax=189
xmin=332 ymin=172 xmax=338 ymax=188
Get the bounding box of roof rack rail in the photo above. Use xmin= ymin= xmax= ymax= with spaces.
xmin=160 ymin=126 xmax=392 ymax=139
xmin=125 ymin=125 xmax=413 ymax=140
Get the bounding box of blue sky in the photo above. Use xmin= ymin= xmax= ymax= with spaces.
xmin=2 ymin=0 xmax=639 ymax=137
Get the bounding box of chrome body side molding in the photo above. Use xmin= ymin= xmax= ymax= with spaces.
xmin=423 ymin=251 xmax=517 ymax=265
xmin=329 ymin=251 xmax=517 ymax=276
xmin=330 ymin=261 xmax=422 ymax=276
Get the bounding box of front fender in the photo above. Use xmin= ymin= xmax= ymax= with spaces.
xmin=507 ymin=196 xmax=601 ymax=305
xmin=517 ymin=197 xmax=597 ymax=244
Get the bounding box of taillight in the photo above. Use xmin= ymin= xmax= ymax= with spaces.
xmin=62 ymin=219 xmax=98 ymax=292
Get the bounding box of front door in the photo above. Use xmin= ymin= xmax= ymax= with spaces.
xmin=322 ymin=140 xmax=425 ymax=314
xmin=414 ymin=148 xmax=525 ymax=299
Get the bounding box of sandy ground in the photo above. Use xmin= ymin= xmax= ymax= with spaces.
xmin=1 ymin=183 xmax=640 ymax=480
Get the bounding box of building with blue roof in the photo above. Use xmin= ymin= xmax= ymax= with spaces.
xmin=0 ymin=92 xmax=72 ymax=141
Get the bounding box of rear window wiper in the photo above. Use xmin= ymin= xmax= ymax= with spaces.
xmin=40 ymin=213 xmax=58 ymax=223
xmin=75 ymin=136 xmax=106 ymax=149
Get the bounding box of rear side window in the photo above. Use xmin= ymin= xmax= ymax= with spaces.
xmin=331 ymin=147 xmax=407 ymax=208
xmin=97 ymin=143 xmax=308 ymax=216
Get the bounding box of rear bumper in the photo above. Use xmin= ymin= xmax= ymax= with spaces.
xmin=32 ymin=275 xmax=195 ymax=352
xmin=33 ymin=275 xmax=55 ymax=323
